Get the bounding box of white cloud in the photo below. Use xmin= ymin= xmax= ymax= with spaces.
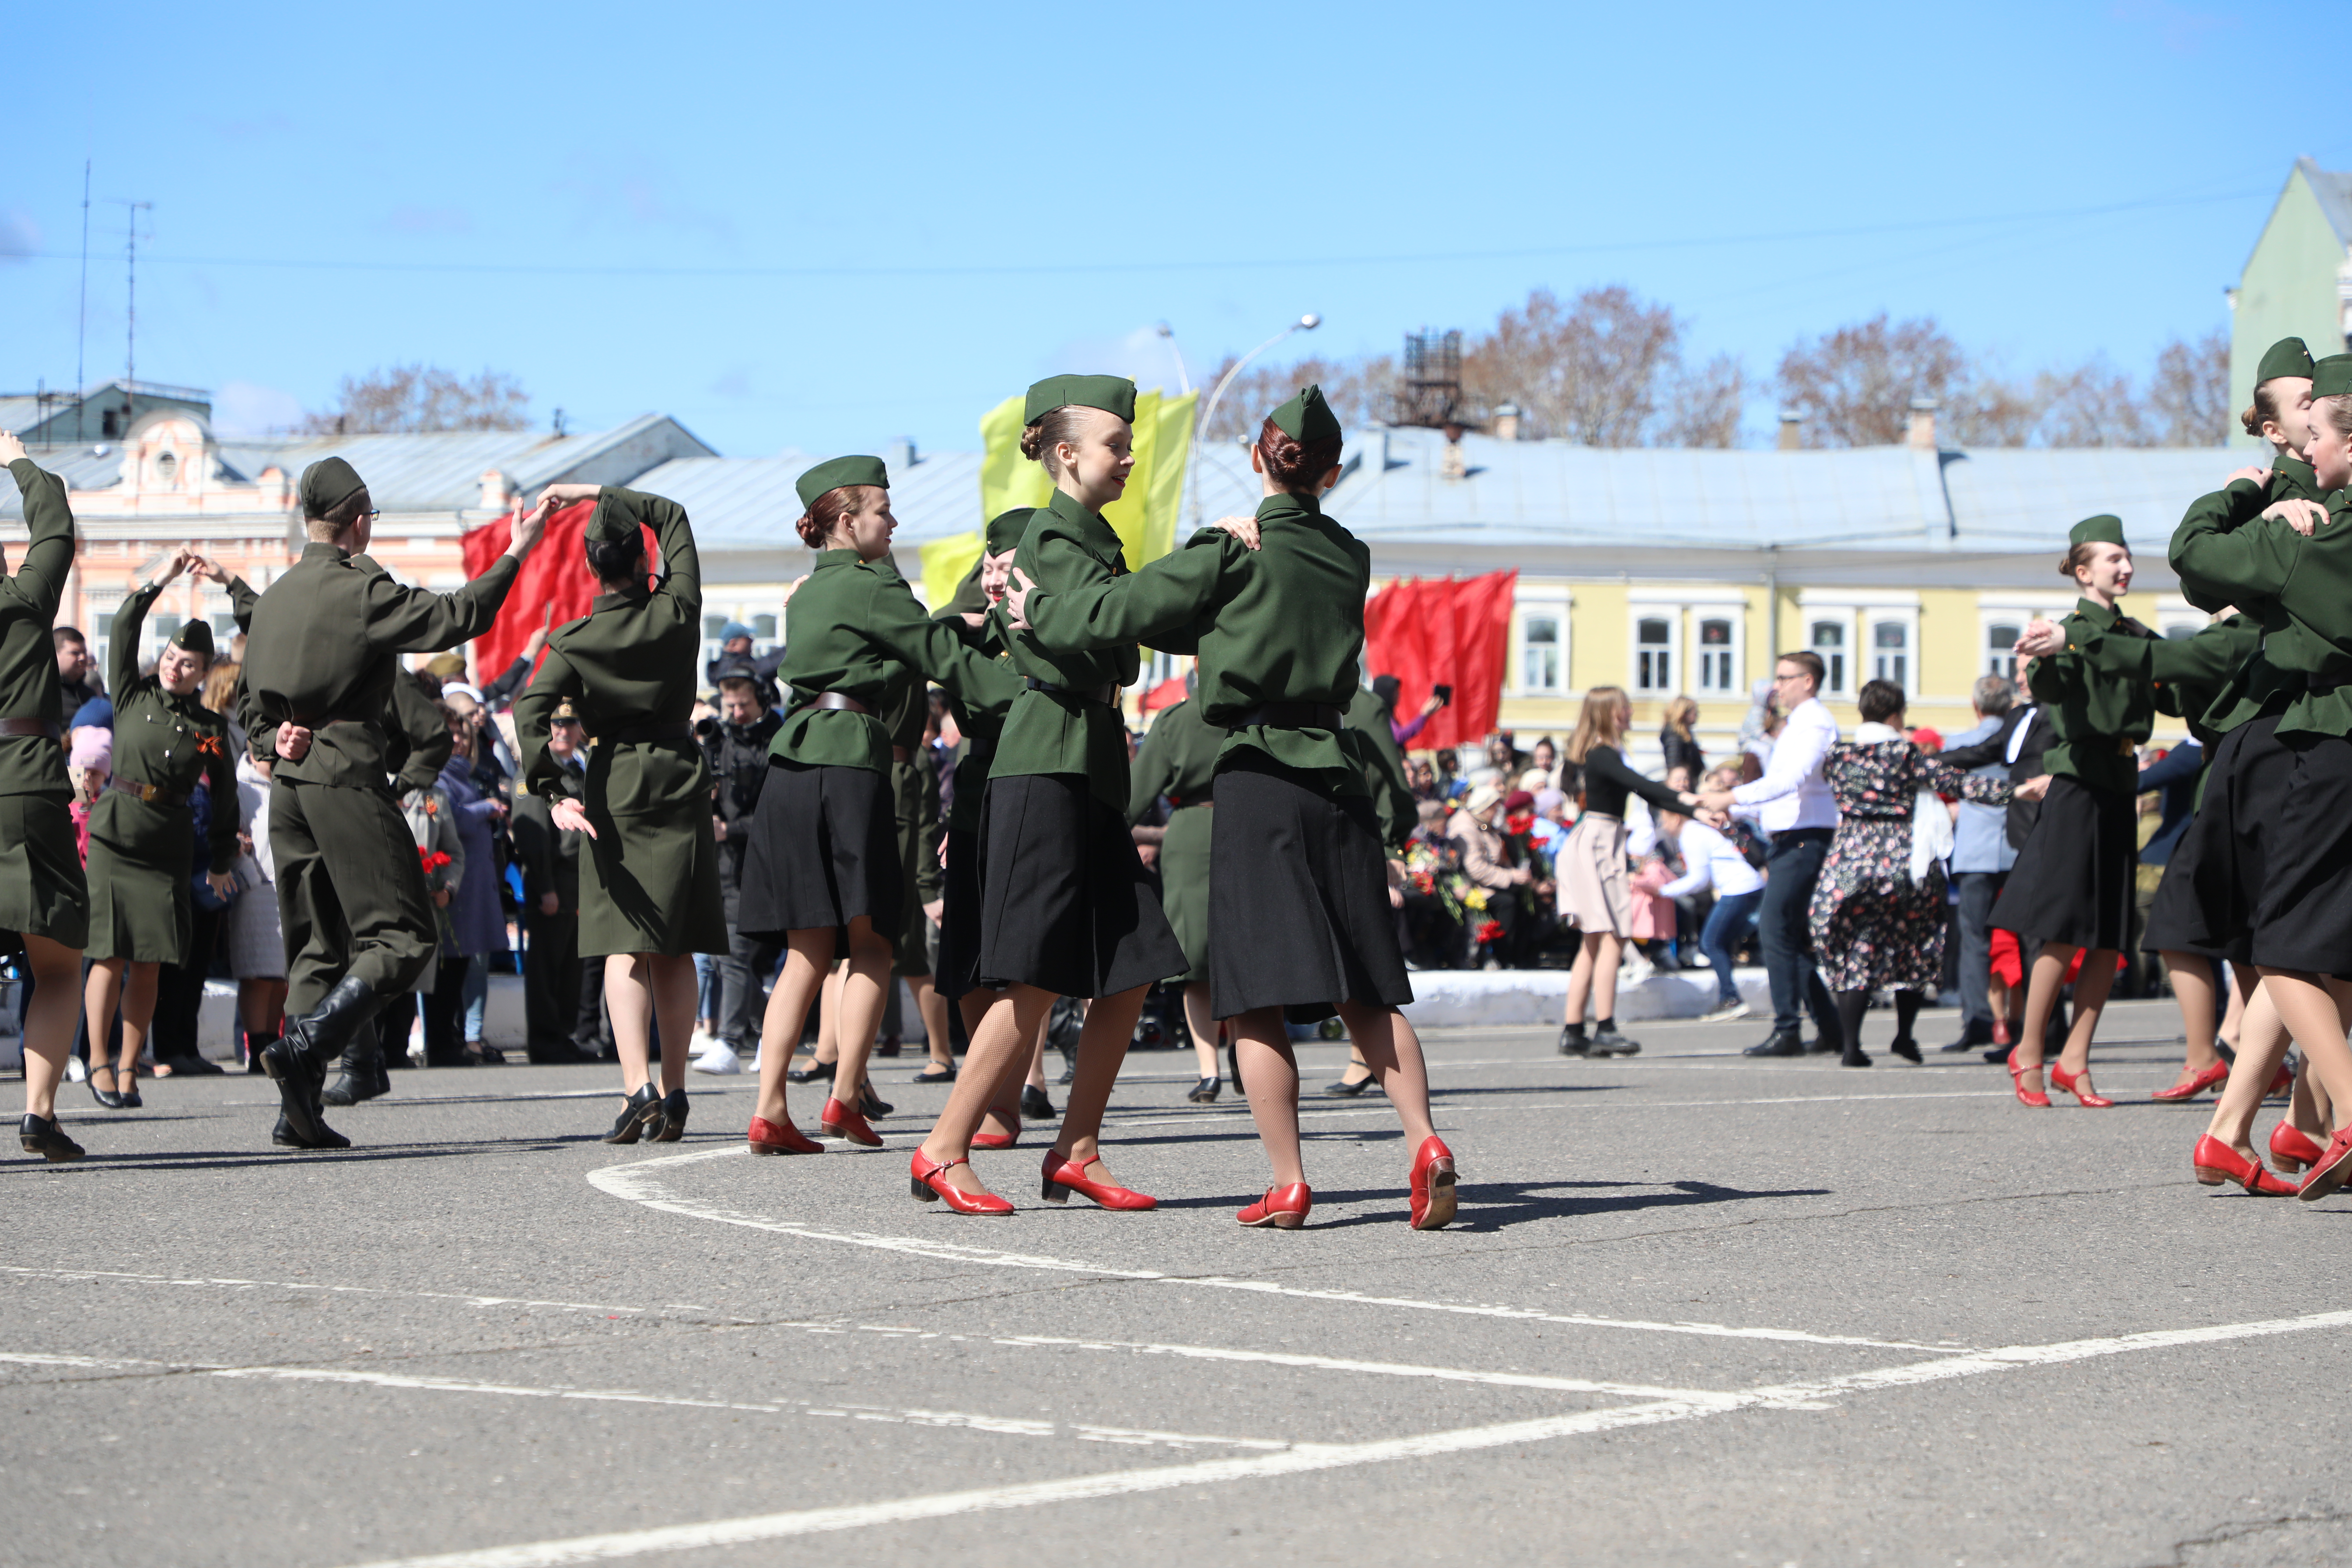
xmin=211 ymin=380 xmax=306 ymax=439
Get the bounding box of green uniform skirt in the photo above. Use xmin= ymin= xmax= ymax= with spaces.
xmin=85 ymin=832 xmax=192 ymax=964
xmin=0 ymin=794 xmax=90 ymax=948
xmin=580 ymin=797 xmax=727 ymax=958
xmin=1158 ymin=802 xmax=1213 ymax=985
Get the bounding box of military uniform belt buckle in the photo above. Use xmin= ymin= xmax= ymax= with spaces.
xmin=2116 ymin=737 xmax=2136 ymax=757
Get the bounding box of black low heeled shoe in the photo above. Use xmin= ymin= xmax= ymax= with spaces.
xmin=911 ymin=1065 xmax=956 ymax=1086
xmin=648 ymin=1087 xmax=690 ymax=1144
xmin=1324 ymin=1073 xmax=1376 ymax=1098
xmin=1186 ymin=1077 xmax=1220 ymax=1104
xmin=19 ymin=1113 xmax=85 ymax=1163
xmin=88 ymin=1064 xmax=124 ymax=1111
xmin=1889 ymin=1036 xmax=1923 ymax=1064
xmin=859 ymin=1082 xmax=893 ymax=1120
xmin=786 ymin=1058 xmax=835 ymax=1085
xmin=1021 ymin=1085 xmax=1057 ymax=1121
xmin=117 ymin=1071 xmax=143 ymax=1109
xmin=604 ymin=1083 xmax=663 ymax=1145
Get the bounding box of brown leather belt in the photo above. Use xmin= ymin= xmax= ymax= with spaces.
xmin=0 ymin=717 xmax=59 ymax=741
xmin=604 ymin=721 xmax=694 ymax=746
xmin=1027 ymin=677 xmax=1121 ymax=707
xmin=795 ymin=691 xmax=872 ymax=717
xmin=109 ymin=776 xmax=190 ymax=808
xmin=1231 ymin=701 xmax=1345 ymax=729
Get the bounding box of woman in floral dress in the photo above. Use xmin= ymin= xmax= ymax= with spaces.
xmin=1808 ymin=679 xmax=2040 ymax=1066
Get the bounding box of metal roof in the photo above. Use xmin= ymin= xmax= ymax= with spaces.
xmin=2300 ymin=156 xmax=2352 ymax=249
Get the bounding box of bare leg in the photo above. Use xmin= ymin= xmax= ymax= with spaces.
xmin=1589 ymin=932 xmax=1623 ymax=1020
xmin=2255 ymin=972 xmax=2352 ymax=1133
xmin=751 ymin=931 xmax=836 ymax=1125
xmin=115 ymin=961 xmax=159 ymax=1088
xmin=1024 ymin=1013 xmax=1050 ymax=1091
xmin=1056 ymin=985 xmax=1148 ymax=1179
xmin=1563 ymin=933 xmax=1595 ymax=1027
xmin=812 ymin=960 xmax=845 ymax=1067
xmin=2203 ymin=981 xmax=2290 ymax=1154
xmin=1183 ymin=981 xmax=1219 ymax=1083
xmin=2011 ymin=942 xmax=2078 ymax=1093
xmin=603 ymin=953 xmax=658 ymax=1095
xmin=237 ymin=977 xmax=288 ymax=1043
xmin=21 ymin=934 xmax=84 ymax=1122
xmin=2218 ymin=965 xmax=2249 ymax=1051
xmin=922 ymin=984 xmax=1053 ymax=1195
xmin=2054 ymin=948 xmax=2119 ymax=1083
xmin=2308 ymin=1058 xmax=2336 ymax=1131
xmin=911 ymin=974 xmax=952 ymax=1072
xmin=646 ymin=954 xmax=698 ymax=1096
xmin=1231 ymin=1004 xmax=1303 ymax=1185
xmin=2162 ymin=951 xmax=2222 ymax=1089
xmin=1338 ymin=1001 xmax=1437 ymax=1146
xmin=824 ymin=919 xmax=894 ymax=1108
xmin=83 ymin=957 xmax=125 ymax=1093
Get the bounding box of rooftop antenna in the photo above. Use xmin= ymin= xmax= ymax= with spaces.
xmin=75 ymin=161 xmax=90 ymax=444
xmin=108 ymin=197 xmax=153 ymax=415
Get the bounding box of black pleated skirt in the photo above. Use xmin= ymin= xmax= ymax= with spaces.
xmin=1208 ymin=752 xmax=1413 ymax=1024
xmin=973 ymin=772 xmax=1187 ymax=998
xmin=2141 ymin=733 xmax=2262 ymax=964
xmin=736 ymin=760 xmax=902 ymax=954
xmin=1991 ymin=774 xmax=2136 ymax=951
xmin=2223 ymin=715 xmax=2352 ymax=973
xmin=935 ymin=821 xmax=991 ymax=1001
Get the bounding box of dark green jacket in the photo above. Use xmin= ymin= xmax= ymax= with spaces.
xmin=995 ymin=488 xmax=1242 ymax=809
xmin=89 ymin=581 xmax=238 ymax=873
xmin=2171 ymin=478 xmax=2352 ymax=741
xmin=515 ymin=487 xmax=708 ymax=818
xmin=767 ymin=549 xmax=1000 ymax=775
xmin=2174 ymin=462 xmax=2335 ymax=737
xmin=1126 ymin=698 xmax=1224 ymax=822
xmin=931 ymin=602 xmax=1025 ymax=835
xmin=1345 ymin=687 xmax=1418 ymax=851
xmin=245 ymin=540 xmax=517 ymax=789
xmin=0 ymin=459 xmax=77 ymax=800
xmin=2025 ymin=597 xmax=2213 ymax=794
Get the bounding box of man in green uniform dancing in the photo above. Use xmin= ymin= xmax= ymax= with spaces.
xmin=242 ymin=457 xmax=543 ymax=1147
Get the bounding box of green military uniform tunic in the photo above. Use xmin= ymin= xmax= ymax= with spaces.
xmin=514 ymin=487 xmax=726 ymax=958
xmin=2026 ymin=598 xmax=2215 ymax=795
xmin=2171 ymin=481 xmax=2352 ymax=740
xmin=243 ymin=537 xmax=518 ymax=1010
xmin=1126 ymin=697 xmax=1223 ymax=982
xmin=994 ymin=488 xmax=1242 ymax=809
xmin=83 ymin=581 xmax=240 ymax=963
xmin=872 ymin=556 xmax=945 ymax=976
xmin=1344 ymin=686 xmax=1419 ymax=853
xmin=2171 ymin=460 xmax=2336 ymax=739
xmin=930 ymin=593 xmax=1026 ymax=836
xmin=0 ymin=458 xmax=88 ymax=945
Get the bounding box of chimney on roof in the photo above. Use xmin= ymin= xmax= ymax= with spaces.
xmin=886 ymin=437 xmax=917 ymax=472
xmin=1777 ymin=411 xmax=1804 ymax=451
xmin=479 ymin=469 xmax=516 ymax=511
xmin=1905 ymin=398 xmax=1938 ymax=451
xmin=1492 ymin=403 xmax=1521 ymax=442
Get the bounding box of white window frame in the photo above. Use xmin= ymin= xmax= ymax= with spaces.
xmin=1867 ymin=613 xmax=1918 ymax=695
xmin=1977 ymin=592 xmax=2077 ymax=685
xmin=1509 ymin=584 xmax=1572 ymax=696
xmin=1625 ymin=588 xmax=1745 ymax=704
xmin=1804 ymin=610 xmax=1853 ymax=699
xmin=1798 ymin=590 xmax=1920 ymax=700
xmin=1630 ymin=610 xmax=1680 ymax=696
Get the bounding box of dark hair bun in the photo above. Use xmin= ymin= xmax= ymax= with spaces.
xmin=1018 ymin=425 xmax=1048 ymax=462
xmin=1256 ymin=415 xmax=1344 ymax=493
xmin=794 ymin=511 xmax=825 ymax=548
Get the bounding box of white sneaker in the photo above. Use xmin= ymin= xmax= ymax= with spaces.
xmin=692 ymin=1042 xmax=743 ymax=1076
xmin=1700 ymin=998 xmax=1751 ymax=1023
xmin=1618 ymin=953 xmax=1657 ymax=987
xmin=67 ymin=1055 xmax=87 ymax=1083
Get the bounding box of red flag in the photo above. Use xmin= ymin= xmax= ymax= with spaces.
xmin=1140 ymin=673 xmax=1189 ymax=714
xmin=1362 ymin=569 xmax=1516 ymax=752
xmin=456 ymin=500 xmax=653 ymax=685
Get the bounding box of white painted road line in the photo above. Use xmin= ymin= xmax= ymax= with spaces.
xmin=0 ymin=1352 xmax=1286 ymax=1453
xmin=0 ymin=1265 xmax=758 ymax=1323
xmin=590 ymin=1147 xmax=1972 ymax=1353
xmin=332 ymin=1304 xmax=2352 ymax=1568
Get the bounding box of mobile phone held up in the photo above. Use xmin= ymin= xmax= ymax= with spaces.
xmin=1431 ymin=684 xmax=1453 ymax=706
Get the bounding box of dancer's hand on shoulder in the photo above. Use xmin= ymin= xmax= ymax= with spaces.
xmin=1003 ymin=568 xmax=1039 ymax=631
xmin=1207 ymin=516 xmax=1261 ymax=551
xmin=2262 ymin=498 xmax=2329 ymax=537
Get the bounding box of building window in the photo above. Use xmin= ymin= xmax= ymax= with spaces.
xmin=752 ymin=613 xmax=778 ymax=642
xmin=1635 ymin=616 xmax=1674 ymax=694
xmin=1984 ymin=621 xmax=2020 ymax=679
xmin=152 ymin=614 xmax=182 ymax=655
xmin=1696 ymin=616 xmax=1736 ymax=694
xmin=1521 ymin=612 xmax=1563 ymax=694
xmin=156 ymin=451 xmax=177 ymax=484
xmin=1872 ymin=620 xmax=1910 ymax=690
xmin=1808 ymin=618 xmax=1847 ymax=696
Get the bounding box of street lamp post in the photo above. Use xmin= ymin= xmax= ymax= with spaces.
xmin=1186 ymin=313 xmax=1320 ymax=526
xmin=1155 ymin=322 xmax=1191 ymax=396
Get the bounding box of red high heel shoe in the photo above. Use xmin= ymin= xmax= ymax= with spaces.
xmin=2048 ymin=1062 xmax=2113 ymax=1108
xmin=1040 ymin=1149 xmax=1156 ymax=1209
xmin=2296 ymin=1127 xmax=2352 ymax=1203
xmin=2008 ymin=1057 xmax=2050 ymax=1108
xmin=2268 ymin=1062 xmax=2295 ymax=1098
xmin=1409 ymin=1136 xmax=1457 ymax=1230
xmin=910 ymin=1149 xmax=1014 ymax=1215
xmin=972 ymin=1114 xmax=1020 ymax=1151
xmin=2191 ymin=1135 xmax=2298 ymax=1196
xmin=2152 ymin=1060 xmax=2231 ymax=1102
xmin=747 ymin=1115 xmax=822 ymax=1156
xmin=2270 ymin=1122 xmax=2326 ymax=1175
xmin=819 ymin=1097 xmax=883 ymax=1147
xmin=1237 ymin=1183 xmax=1312 ymax=1228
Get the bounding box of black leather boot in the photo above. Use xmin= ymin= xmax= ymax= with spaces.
xmin=264 ymin=976 xmax=376 ymax=1146
xmin=322 ymin=1019 xmax=388 ymax=1107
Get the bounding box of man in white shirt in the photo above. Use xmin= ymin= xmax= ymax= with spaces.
xmin=1695 ymin=651 xmax=1843 ymax=1058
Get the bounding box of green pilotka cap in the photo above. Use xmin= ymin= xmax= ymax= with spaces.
xmin=2069 ymin=514 xmax=2128 ymax=549
xmin=984 ymin=506 xmax=1034 ymax=555
xmin=298 ymin=456 xmax=366 ymax=518
xmin=2312 ymin=354 xmax=2352 ymax=401
xmin=1270 ymin=384 xmax=1341 ymax=443
xmin=1023 ymin=374 xmax=1136 ymax=426
xmin=2257 ymin=337 xmax=2316 ymax=385
xmin=169 ymin=619 xmax=214 ymax=659
xmin=795 ymin=455 xmax=890 ymax=512
xmin=582 ymin=488 xmax=641 ymax=543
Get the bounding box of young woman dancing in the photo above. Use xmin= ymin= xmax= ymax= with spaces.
xmin=735 ymin=458 xmax=1006 ymax=1156
xmin=909 ymin=374 xmax=1251 ymax=1215
xmin=1009 ymin=386 xmax=1453 ymax=1227
xmin=80 ymin=550 xmax=241 ymax=1111
xmin=3 ymin=437 xmax=94 ymax=1161
xmin=1999 ymin=516 xmax=2206 ymax=1108
xmin=1556 ymin=686 xmax=1700 ymax=1059
xmin=513 ymin=483 xmax=727 ymax=1145
xmin=2171 ymin=353 xmax=2352 ymax=1197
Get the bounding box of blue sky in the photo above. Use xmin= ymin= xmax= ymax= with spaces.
xmin=4 ymin=0 xmax=2344 ymax=457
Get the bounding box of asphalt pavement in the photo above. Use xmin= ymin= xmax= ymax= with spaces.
xmin=8 ymin=996 xmax=2348 ymax=1568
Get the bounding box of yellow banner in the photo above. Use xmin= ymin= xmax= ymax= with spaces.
xmin=976 ymin=386 xmax=1197 ymax=571
xmin=920 ymin=532 xmax=982 ymax=610
xmin=978 ymin=393 xmax=1053 ymax=523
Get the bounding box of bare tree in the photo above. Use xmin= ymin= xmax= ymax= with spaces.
xmin=303 ymin=365 xmax=531 ymax=435
xmin=2024 ymin=359 xmax=2145 ymax=447
xmin=1195 ymin=354 xmax=1398 ymax=444
xmin=2143 ymin=328 xmax=2230 ymax=446
xmin=1658 ymin=352 xmax=1750 ymax=449
xmin=1462 ymin=286 xmax=1684 ymax=446
xmin=1775 ymin=314 xmax=1976 ymax=447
